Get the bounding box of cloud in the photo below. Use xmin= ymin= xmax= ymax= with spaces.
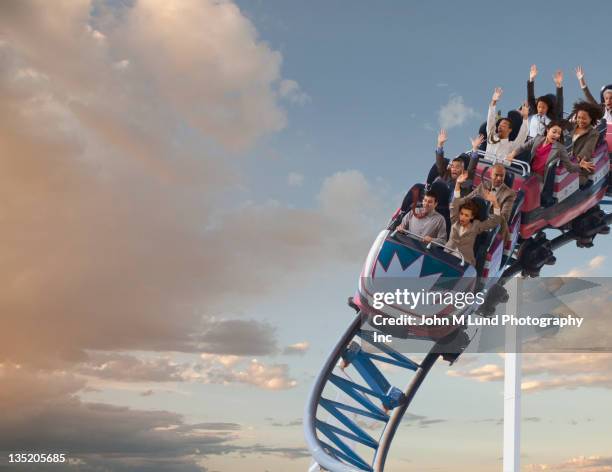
xmin=266 ymin=418 xmax=303 ymax=427
xmin=438 ymin=95 xmax=479 ymax=129
xmin=0 ymin=1 xmax=386 ymax=466
xmin=401 ymin=413 xmax=448 ymax=429
xmin=525 ymin=455 xmax=612 ymax=471
xmin=447 ymin=363 xmax=504 ymax=382
xmin=282 ymin=342 xmax=310 ymax=356
xmin=0 ymin=364 xmax=304 ymax=470
xmin=279 ymin=79 xmax=311 ymax=105
xmin=287 ymin=171 xmax=304 ymax=187
xmin=0 ymin=0 xmax=384 ymax=371
xmin=448 ymin=354 xmax=612 ymax=393
xmin=188 ymin=358 xmax=297 ymax=390
xmin=561 ymin=255 xmax=606 ymax=277
xmin=197 ymin=319 xmax=279 ymax=356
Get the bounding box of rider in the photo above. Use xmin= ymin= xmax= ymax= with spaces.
xmin=486 ymin=87 xmax=530 ymax=159
xmin=526 ymin=65 xmax=564 ymax=138
xmin=400 ymin=131 xmax=483 ymax=212
xmin=569 ymin=101 xmax=604 ymax=184
xmin=506 ymin=120 xmax=595 ymax=184
xmin=397 ymin=190 xmax=447 ymax=245
xmin=575 ymin=66 xmax=612 ymax=123
xmin=453 ymin=163 xmax=517 ymax=239
xmin=446 ymin=198 xmax=502 ymax=267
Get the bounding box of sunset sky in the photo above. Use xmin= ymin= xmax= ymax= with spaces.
xmin=1 ymin=1 xmax=611 ymax=471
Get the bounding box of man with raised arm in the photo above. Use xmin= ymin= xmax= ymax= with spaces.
xmin=397 ymin=190 xmax=447 ymax=245
xmin=433 ymin=129 xmax=484 ymax=198
xmin=575 ymin=66 xmax=612 ymax=123
xmin=527 ymin=64 xmax=564 ymax=138
xmin=486 ymin=87 xmax=530 ymax=158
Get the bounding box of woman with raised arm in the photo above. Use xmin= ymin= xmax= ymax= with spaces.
xmin=575 ymin=66 xmax=612 ymax=123
xmin=526 ymin=65 xmax=564 ymax=137
xmin=506 ymin=121 xmax=594 ymax=185
xmin=486 ymin=87 xmax=530 ymax=159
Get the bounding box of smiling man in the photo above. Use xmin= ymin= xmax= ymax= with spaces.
xmin=397 ymin=190 xmax=448 ymax=244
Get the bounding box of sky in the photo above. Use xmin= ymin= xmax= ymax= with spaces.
xmin=0 ymin=1 xmax=611 ymax=471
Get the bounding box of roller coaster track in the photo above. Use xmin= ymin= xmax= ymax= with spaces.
xmin=304 ymin=209 xmax=612 ymax=472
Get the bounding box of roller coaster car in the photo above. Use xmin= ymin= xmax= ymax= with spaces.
xmin=353 ymin=122 xmax=610 ymax=342
xmin=517 ymin=121 xmax=610 ymax=239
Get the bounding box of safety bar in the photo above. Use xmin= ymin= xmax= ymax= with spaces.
xmin=392 ymin=228 xmax=465 ymax=266
xmin=474 ymin=150 xmax=531 ymax=177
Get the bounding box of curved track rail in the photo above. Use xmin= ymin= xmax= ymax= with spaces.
xmin=304 ymin=310 xmax=443 ymax=472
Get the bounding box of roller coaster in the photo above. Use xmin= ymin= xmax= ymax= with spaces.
xmin=303 ymin=113 xmax=612 ymax=471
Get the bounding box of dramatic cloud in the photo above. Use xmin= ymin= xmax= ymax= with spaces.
xmin=438 ymin=95 xmax=479 ymax=129
xmin=0 ymin=364 xmax=305 ymax=470
xmin=0 ymin=0 xmax=383 ymax=371
xmin=0 ymin=2 xmax=374 ymax=468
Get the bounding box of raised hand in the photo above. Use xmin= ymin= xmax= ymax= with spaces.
xmin=437 ymin=129 xmax=448 ymax=148
xmin=575 ymin=65 xmax=587 ymax=88
xmin=529 ymin=64 xmax=538 ymax=82
xmin=484 ymin=190 xmax=499 ymax=207
xmin=471 ymin=134 xmax=485 ymax=151
xmin=553 ymin=69 xmax=563 ymax=88
xmin=456 ymin=170 xmax=469 ymax=184
xmin=520 ymin=100 xmax=529 ymax=119
xmin=492 ymin=87 xmax=503 ymax=104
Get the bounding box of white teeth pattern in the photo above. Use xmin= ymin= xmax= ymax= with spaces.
xmin=373 ymin=254 xmax=443 ymax=289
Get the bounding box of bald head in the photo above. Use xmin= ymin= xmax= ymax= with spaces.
xmin=491 ymin=164 xmax=506 ymax=188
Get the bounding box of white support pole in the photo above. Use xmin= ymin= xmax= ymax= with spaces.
xmin=503 ymin=276 xmax=522 ymax=472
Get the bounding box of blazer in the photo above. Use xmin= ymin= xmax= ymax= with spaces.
xmin=512 ymin=135 xmax=580 ymax=182
xmin=463 ymin=182 xmax=516 ymax=239
xmin=570 ymin=126 xmax=599 ymax=160
xmin=447 ymin=197 xmax=502 ymax=266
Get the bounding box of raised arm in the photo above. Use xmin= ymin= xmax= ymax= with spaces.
xmin=449 ymin=196 xmax=466 ymax=224
xmin=554 ymin=69 xmax=564 ymax=119
xmin=527 ymin=64 xmax=537 ymax=114
xmin=467 ymin=134 xmax=485 ymax=180
xmin=575 ymin=66 xmax=598 ymax=105
xmin=435 ymin=129 xmax=448 ymax=175
xmin=487 ymin=88 xmax=502 ymax=135
xmin=512 ymin=101 xmax=530 ymax=146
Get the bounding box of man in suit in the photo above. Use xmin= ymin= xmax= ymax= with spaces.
xmin=453 ymin=164 xmax=517 ymax=239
